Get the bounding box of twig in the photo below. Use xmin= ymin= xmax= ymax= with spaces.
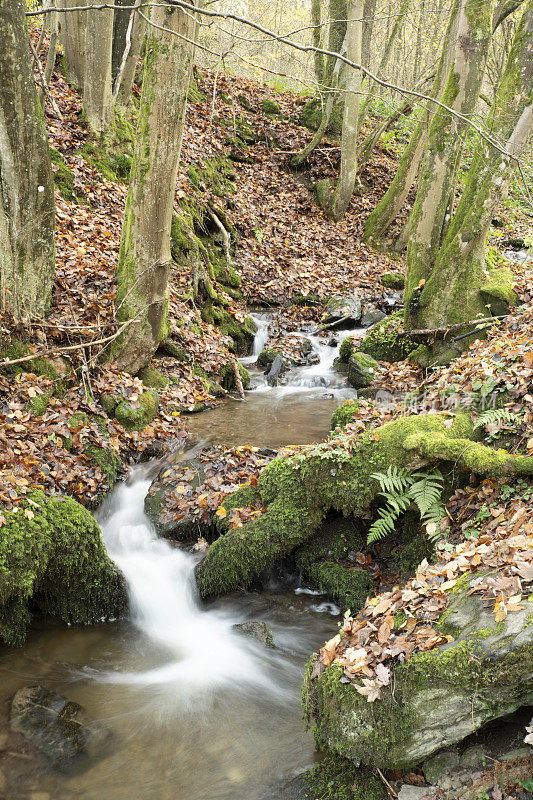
xmin=28 ymin=35 xmax=63 ymax=120
xmin=376 ymin=767 xmax=397 ymax=798
xmin=0 ymin=318 xmax=137 ymax=368
xmin=397 ymin=315 xmax=507 ymax=340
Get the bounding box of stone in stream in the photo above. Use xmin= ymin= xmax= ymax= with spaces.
xmin=360 ymin=305 xmax=387 ymax=328
xmin=266 ymin=354 xmax=286 ymax=386
xmin=304 ymin=572 xmax=533 ymax=770
xmin=144 ymin=457 xmax=206 ymax=540
xmin=347 ymin=351 xmax=379 ymax=389
xmin=232 ymin=621 xmax=275 ymax=647
xmin=10 ymin=686 xmax=113 ymax=771
xmin=321 ymin=295 xmax=362 ymax=326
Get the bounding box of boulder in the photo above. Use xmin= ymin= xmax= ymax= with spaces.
xmin=305 ymin=573 xmax=533 ymax=770
xmin=10 ymin=686 xmax=113 ymax=770
xmin=360 ymin=306 xmax=387 ymax=328
xmin=347 ymin=352 xmax=379 ymax=389
xmin=266 ymin=354 xmax=286 ymax=386
xmin=381 ymin=271 xmax=405 ymax=290
xmin=233 ymin=621 xmax=275 ymax=647
xmin=322 ymin=295 xmax=362 ymax=326
xmin=358 ymin=311 xmax=416 ymax=363
xmin=144 ymin=458 xmax=206 ymax=540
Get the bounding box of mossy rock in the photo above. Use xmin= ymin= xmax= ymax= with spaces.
xmin=26 ymin=391 xmax=53 ymax=416
xmin=138 ymin=365 xmax=170 ymax=389
xmin=358 ymin=311 xmax=417 ymax=363
xmin=0 ymin=338 xmax=69 ymax=396
xmin=220 ymin=361 xmax=251 ymax=391
xmin=300 ymin=97 xmax=343 ymax=135
xmin=217 ymin=311 xmax=257 ymax=355
xmin=144 ymin=460 xmax=207 ymax=540
xmin=380 ymin=271 xmax=405 ymax=290
xmin=480 ymin=261 xmax=518 ymax=316
xmin=159 ymin=340 xmax=192 ymax=363
xmin=330 ymin=400 xmax=361 ymax=430
xmin=233 ymin=621 xmax=275 ymax=647
xmin=0 ymin=492 xmax=127 ymax=646
xmin=261 ymin=99 xmax=281 ymax=115
xmin=347 ymin=352 xmax=378 ymax=389
xmin=304 ymin=575 xmax=533 ymax=770
xmin=79 ymin=110 xmax=135 ymax=183
xmin=256 ymin=348 xmax=282 ymax=368
xmin=214 ymin=484 xmax=261 ymax=534
xmin=294 ymin=516 xmax=365 ymax=572
xmin=115 ymin=390 xmax=159 ymax=431
xmin=338 ymin=336 xmax=356 ymax=364
xmin=306 ymin=562 xmax=373 ymax=613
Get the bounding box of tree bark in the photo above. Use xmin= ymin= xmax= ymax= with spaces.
xmin=61 ymin=0 xmax=86 ymax=88
xmin=311 ymin=0 xmax=325 ymax=84
xmin=84 ymin=0 xmax=114 ymax=134
xmin=113 ymin=0 xmax=146 ymax=106
xmin=0 ymin=0 xmax=55 ymax=318
xmin=410 ymin=1 xmax=532 ymax=340
xmin=113 ymin=3 xmax=197 ymax=374
xmin=362 ymin=0 xmax=461 ymax=245
xmin=404 ymin=0 xmax=493 ymax=326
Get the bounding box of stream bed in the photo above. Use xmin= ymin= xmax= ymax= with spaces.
xmin=0 ymin=316 xmax=362 ymax=800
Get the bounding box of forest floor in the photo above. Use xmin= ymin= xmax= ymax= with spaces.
xmin=0 ymin=28 xmax=532 ymax=800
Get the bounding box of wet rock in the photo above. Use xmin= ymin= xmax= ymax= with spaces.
xmin=347 ymin=352 xmax=379 ymax=389
xmin=10 ymin=686 xmax=113 ymax=771
xmin=233 ymin=621 xmax=275 ymax=647
xmin=321 ymin=295 xmax=362 ymax=326
xmin=305 ymin=573 xmax=533 ymax=770
xmin=266 ymin=354 xmax=286 ymax=386
xmin=257 ymin=348 xmax=282 ymax=368
xmin=360 ymin=306 xmax=387 ymax=328
xmin=145 ymin=458 xmax=206 ymax=540
xmin=327 ymin=337 xmax=338 ymax=347
xmin=398 ymin=787 xmax=436 ymax=800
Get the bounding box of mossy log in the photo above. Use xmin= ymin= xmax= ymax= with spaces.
xmin=0 ymin=493 xmax=127 ymax=646
xmin=195 ymin=412 xmax=533 ymax=598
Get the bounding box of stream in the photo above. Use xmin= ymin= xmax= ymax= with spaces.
xmin=0 ymin=316 xmax=363 ymax=800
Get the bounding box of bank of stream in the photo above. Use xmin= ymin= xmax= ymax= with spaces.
xmin=0 ymin=317 xmax=364 ymax=800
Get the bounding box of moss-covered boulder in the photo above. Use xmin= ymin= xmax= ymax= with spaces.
xmin=256 ymin=348 xmax=282 ymax=368
xmin=380 ymin=271 xmax=405 ymax=290
xmin=322 ymin=295 xmax=362 ymax=326
xmin=347 ymin=352 xmax=378 ymax=389
xmin=194 ymin=412 xmax=533 ymax=599
xmin=0 ymin=493 xmax=127 ymax=646
xmin=261 ymin=99 xmax=281 ymax=115
xmin=306 ymin=562 xmax=373 ymax=613
xmin=138 ymin=365 xmax=170 ymax=389
xmin=358 ymin=311 xmax=417 ymax=363
xmin=330 ymin=400 xmax=361 ymax=430
xmin=304 ymin=576 xmax=533 ymax=770
xmin=115 ymin=390 xmax=159 ymax=431
xmin=233 ymin=621 xmax=275 ymax=647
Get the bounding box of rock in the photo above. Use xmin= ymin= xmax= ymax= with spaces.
xmin=328 ymin=337 xmax=337 ymax=347
xmin=381 ymin=271 xmax=405 ymax=290
xmin=322 ymin=295 xmax=362 ymax=326
xmin=305 ymin=573 xmax=533 ymax=770
xmin=256 ymin=348 xmax=281 ymax=368
xmin=423 ymin=749 xmax=460 ymax=783
xmin=398 ymin=787 xmax=436 ymax=800
xmin=358 ymin=311 xmax=417 ymax=363
xmin=10 ymin=686 xmax=113 ymax=771
xmin=115 ymin=390 xmax=160 ymax=431
xmin=144 ymin=458 xmax=206 ymax=540
xmin=347 ymin=352 xmax=379 ymax=389
xmin=233 ymin=621 xmax=274 ymax=647
xmin=261 ymin=99 xmax=281 ymax=115
xmin=459 ymin=744 xmax=487 ymax=769
xmin=266 ymin=354 xmax=286 ymax=386
xmin=360 ymin=306 xmax=387 ymax=328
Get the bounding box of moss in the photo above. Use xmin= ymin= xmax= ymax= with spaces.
xmin=331 ymin=401 xmax=361 ymax=430
xmin=261 ymin=99 xmax=281 ymax=115
xmin=347 ymin=352 xmax=379 ymax=389
xmin=358 ymin=312 xmax=417 ymax=363
xmin=256 ymin=348 xmax=281 ymax=368
xmin=160 ymin=340 xmax=191 ymax=362
xmin=80 ymin=110 xmax=136 ymax=183
xmin=338 ymin=336 xmax=356 ymax=363
xmin=26 ymin=391 xmax=53 ymax=416
xmin=138 ymin=365 xmax=170 ymax=389
xmin=49 ymin=147 xmax=77 ymax=201
xmin=215 ymin=311 xmax=257 ymax=355
xmin=0 ymin=492 xmax=127 ymax=646
xmin=115 ymin=390 xmax=159 ymax=430
xmin=0 ymin=338 xmax=68 ymax=396
xmin=380 ymin=271 xmax=405 ymax=289
xmin=480 ymin=261 xmax=518 ymax=315
xmin=307 ymin=562 xmax=373 ymax=613
xmin=219 ymin=361 xmax=251 ymax=391
xmin=303 ymin=753 xmax=386 ymax=800
xmin=300 ymin=96 xmax=343 ymax=135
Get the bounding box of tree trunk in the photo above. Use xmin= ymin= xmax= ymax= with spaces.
xmin=329 ymin=0 xmax=364 ymax=220
xmin=114 ymin=1 xmax=146 ymax=106
xmin=40 ymin=5 xmax=59 ymax=102
xmin=362 ymin=0 xmax=461 ymax=246
xmin=311 ymin=0 xmax=325 ymax=84
xmin=409 ymin=1 xmax=532 ymax=348
xmin=61 ymin=0 xmax=86 ymax=88
xmin=113 ymin=4 xmax=197 ymax=374
xmin=404 ymin=0 xmax=493 ymax=325
xmin=111 ymin=0 xmax=131 ymax=80
xmin=84 ymin=0 xmax=114 ymax=134
xmin=0 ymin=0 xmax=55 ymax=318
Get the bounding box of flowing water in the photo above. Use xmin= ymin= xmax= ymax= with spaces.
xmin=0 ymin=315 xmax=361 ymax=799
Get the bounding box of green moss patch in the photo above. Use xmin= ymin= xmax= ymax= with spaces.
xmin=115 ymin=390 xmax=160 ymax=431
xmin=358 ymin=312 xmax=417 ymax=363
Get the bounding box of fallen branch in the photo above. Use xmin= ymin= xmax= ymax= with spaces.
xmin=397 ymin=315 xmax=507 ymax=341
xmin=0 ymin=318 xmax=137 ymax=369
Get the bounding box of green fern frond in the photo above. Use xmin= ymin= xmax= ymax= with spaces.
xmin=473 ymin=408 xmax=517 ymax=430
xmin=370 ymin=465 xmax=410 ymax=494
xmin=368 ymin=507 xmax=398 ymax=543
xmin=408 ymin=471 xmax=444 ymax=518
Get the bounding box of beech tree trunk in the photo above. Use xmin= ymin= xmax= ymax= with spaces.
xmin=408 ymin=0 xmax=533 ymax=349
xmin=362 ymin=0 xmax=461 ymax=245
xmin=113 ymin=4 xmax=196 ymax=374
xmin=61 ymin=0 xmax=86 ymax=88
xmin=0 ymin=0 xmax=55 ymax=318
xmin=404 ymin=0 xmax=493 ymax=323
xmin=84 ymin=0 xmax=114 ymax=133
xmin=311 ymin=0 xmax=325 ymax=84
xmin=113 ymin=0 xmax=146 ymax=106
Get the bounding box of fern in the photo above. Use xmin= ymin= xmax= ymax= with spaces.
xmin=368 ymin=467 xmax=445 ymax=545
xmin=473 ymin=408 xmax=517 ymax=430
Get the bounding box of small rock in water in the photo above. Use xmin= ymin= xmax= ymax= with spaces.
xmin=10 ymin=686 xmax=113 ymax=771
xmin=327 ymin=337 xmax=337 ymax=347
xmin=233 ymin=621 xmax=275 ymax=647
